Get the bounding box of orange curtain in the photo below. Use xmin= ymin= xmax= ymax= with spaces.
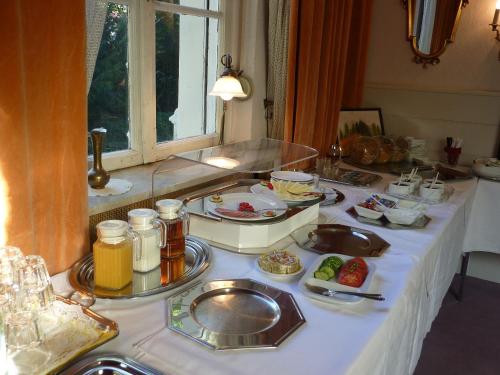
xmin=285 ymin=0 xmax=374 ymax=156
xmin=0 ymin=0 xmax=88 ymax=275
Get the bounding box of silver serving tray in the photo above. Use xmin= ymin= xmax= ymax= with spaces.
xmin=181 ymin=178 xmax=344 ymax=224
xmin=316 ymin=168 xmax=382 ymax=187
xmin=291 ymin=223 xmax=390 ymax=257
xmin=69 ymin=236 xmax=211 ymax=299
xmin=59 ymin=353 xmax=163 ymax=375
xmin=167 ymin=279 xmax=306 ymax=350
xmin=346 ymin=206 xmax=431 ymax=229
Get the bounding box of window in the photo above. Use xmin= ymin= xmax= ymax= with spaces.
xmin=88 ymin=0 xmax=223 ymax=170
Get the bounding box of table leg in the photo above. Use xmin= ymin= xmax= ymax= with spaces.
xmin=450 ymin=253 xmax=470 ymax=301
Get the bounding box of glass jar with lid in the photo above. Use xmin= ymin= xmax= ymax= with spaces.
xmin=93 ymin=220 xmax=135 ymax=290
xmin=128 ymin=208 xmax=164 ymax=273
xmin=155 ymin=199 xmax=189 ymax=285
xmin=155 ymin=199 xmax=189 ymax=259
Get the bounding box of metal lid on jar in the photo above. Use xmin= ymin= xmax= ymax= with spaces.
xmin=96 ymin=220 xmax=129 ymax=238
xmin=128 ymin=208 xmax=158 ymax=230
xmin=156 ymin=199 xmax=183 ymax=220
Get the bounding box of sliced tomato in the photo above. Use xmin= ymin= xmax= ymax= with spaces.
xmin=350 ymin=257 xmax=368 ymax=273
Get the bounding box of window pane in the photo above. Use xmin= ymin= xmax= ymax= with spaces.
xmin=155 ymin=5 xmax=219 ymax=143
xmin=88 ymin=4 xmax=130 ymax=155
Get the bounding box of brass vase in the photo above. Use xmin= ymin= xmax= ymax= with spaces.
xmin=88 ymin=128 xmax=110 ymax=189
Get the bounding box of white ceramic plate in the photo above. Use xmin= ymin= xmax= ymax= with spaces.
xmin=250 ymin=183 xmax=333 ymax=205
xmin=255 ymin=258 xmax=305 ymax=281
xmin=298 ymin=254 xmax=376 ymax=304
xmin=270 ymin=171 xmax=313 ymax=183
xmin=473 ymin=158 xmax=500 ymax=179
xmin=205 ymin=192 xmax=287 ymax=222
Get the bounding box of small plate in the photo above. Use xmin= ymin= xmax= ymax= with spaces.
xmin=250 ymin=183 xmax=336 ymax=206
xmin=270 ymin=171 xmax=313 ymax=183
xmin=205 ymin=192 xmax=288 ymax=222
xmin=255 ymin=258 xmax=305 ymax=281
xmin=298 ymin=254 xmax=376 ymax=304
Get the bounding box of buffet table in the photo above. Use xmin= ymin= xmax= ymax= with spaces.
xmin=54 ymin=168 xmax=477 ymax=375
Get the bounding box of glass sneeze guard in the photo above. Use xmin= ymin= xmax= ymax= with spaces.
xmin=151 ymin=138 xmax=319 ymax=203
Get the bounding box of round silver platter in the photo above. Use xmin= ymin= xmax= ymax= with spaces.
xmin=167 ymin=278 xmax=306 ymax=350
xmin=69 ymin=236 xmax=212 ymax=299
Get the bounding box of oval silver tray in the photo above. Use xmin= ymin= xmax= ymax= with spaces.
xmin=69 ymin=236 xmax=212 ymax=299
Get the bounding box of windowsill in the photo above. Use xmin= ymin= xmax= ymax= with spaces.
xmin=88 ymin=160 xmax=233 ymax=216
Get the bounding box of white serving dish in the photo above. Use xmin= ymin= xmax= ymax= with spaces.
xmin=388 ymin=181 xmax=412 ymax=196
xmin=189 ymin=203 xmax=320 ymax=253
xmin=270 ymin=170 xmax=313 ymax=183
xmin=419 ymin=183 xmax=444 ymax=202
xmin=255 ymin=258 xmax=305 ymax=281
xmin=250 ymin=182 xmax=330 ymax=205
xmin=422 ymin=179 xmax=445 ymax=190
xmin=354 ymin=205 xmax=384 ymax=220
xmin=384 ymin=207 xmax=423 ymax=225
xmin=472 ymin=158 xmax=500 ymax=179
xmin=298 ymin=254 xmax=376 ymax=304
xmin=205 ymin=192 xmax=287 ymax=222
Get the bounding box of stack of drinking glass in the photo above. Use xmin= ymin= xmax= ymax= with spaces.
xmin=0 ymin=246 xmax=55 ymax=349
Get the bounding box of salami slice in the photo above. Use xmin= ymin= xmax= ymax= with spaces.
xmin=215 ymin=207 xmax=260 ymax=218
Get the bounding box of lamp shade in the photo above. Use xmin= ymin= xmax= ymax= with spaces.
xmin=209 ymin=76 xmax=246 ymax=101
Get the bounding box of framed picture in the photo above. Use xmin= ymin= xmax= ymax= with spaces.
xmin=338 ymin=108 xmax=384 ymax=156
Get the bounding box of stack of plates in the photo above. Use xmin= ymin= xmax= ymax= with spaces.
xmin=270 ymin=171 xmax=314 ymax=184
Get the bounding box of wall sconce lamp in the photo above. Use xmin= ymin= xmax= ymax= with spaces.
xmin=209 ymin=54 xmax=252 ymax=145
xmin=490 ymin=1 xmax=500 ymax=59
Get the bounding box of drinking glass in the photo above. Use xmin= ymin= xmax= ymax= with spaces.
xmin=4 ymin=311 xmax=41 ymax=350
xmin=0 ymin=247 xmax=24 ymax=310
xmin=329 ymin=143 xmax=343 ymax=167
xmin=18 ymin=256 xmax=55 ymax=311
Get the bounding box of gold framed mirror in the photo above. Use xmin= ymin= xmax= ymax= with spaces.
xmin=403 ymin=0 xmax=469 ymax=67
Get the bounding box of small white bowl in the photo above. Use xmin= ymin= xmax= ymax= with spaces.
xmin=419 ymin=183 xmax=444 ymax=202
xmin=354 ymin=205 xmax=384 ymax=220
xmin=388 ymin=181 xmax=412 ymax=196
xmin=423 ymin=179 xmax=445 ymax=190
xmin=402 ymin=175 xmax=422 ymax=193
xmin=384 ymin=207 xmax=423 ymax=225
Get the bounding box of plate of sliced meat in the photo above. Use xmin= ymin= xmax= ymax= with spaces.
xmin=205 ymin=192 xmax=288 ymax=222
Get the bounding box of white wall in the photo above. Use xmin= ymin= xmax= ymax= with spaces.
xmin=363 ymin=0 xmax=500 ymax=282
xmin=224 ymin=0 xmax=267 ymax=143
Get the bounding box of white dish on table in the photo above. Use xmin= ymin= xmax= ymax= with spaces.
xmin=384 ymin=207 xmax=424 ymax=225
xmin=354 ymin=193 xmax=399 ymax=220
xmin=388 ymin=181 xmax=412 ymax=196
xmin=422 ymin=179 xmax=445 ymax=190
xmin=250 ymin=182 xmax=333 ymax=205
xmin=205 ymin=192 xmax=287 ymax=222
xmin=472 ymin=158 xmax=500 ymax=179
xmin=298 ymin=254 xmax=376 ymax=304
xmin=270 ymin=171 xmax=313 ymax=183
xmin=419 ymin=183 xmax=444 ymax=202
xmin=255 ymin=258 xmax=304 ymax=281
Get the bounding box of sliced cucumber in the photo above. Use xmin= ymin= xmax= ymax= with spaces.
xmin=319 ymin=266 xmax=335 ymax=279
xmin=322 ymin=256 xmax=344 ymax=272
xmin=313 ymin=271 xmax=330 ymax=281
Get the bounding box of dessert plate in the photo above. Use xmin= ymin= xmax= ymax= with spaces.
xmin=270 ymin=171 xmax=313 ymax=183
xmin=205 ymin=192 xmax=288 ymax=222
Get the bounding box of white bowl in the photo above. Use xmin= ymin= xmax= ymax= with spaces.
xmin=472 ymin=158 xmax=500 ymax=179
xmin=354 ymin=205 xmax=384 ymax=220
xmin=419 ymin=183 xmax=444 ymax=202
xmin=388 ymin=181 xmax=412 ymax=196
xmin=422 ymin=179 xmax=445 ymax=190
xmin=384 ymin=207 xmax=423 ymax=225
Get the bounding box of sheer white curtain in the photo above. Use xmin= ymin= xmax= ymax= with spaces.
xmin=266 ymin=0 xmax=290 ymax=140
xmin=86 ymin=0 xmax=108 ymax=93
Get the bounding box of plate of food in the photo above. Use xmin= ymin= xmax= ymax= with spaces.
xmin=205 ymin=192 xmax=288 ymax=222
xmin=256 ymin=249 xmax=304 ymax=281
xmin=298 ymin=254 xmax=377 ymax=304
xmin=250 ymin=180 xmax=335 ymax=206
xmin=270 ymin=171 xmax=314 ymax=183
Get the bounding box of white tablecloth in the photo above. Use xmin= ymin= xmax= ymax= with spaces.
xmin=463 ymin=178 xmax=500 ymax=254
xmin=53 ymin=171 xmax=477 ymax=375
